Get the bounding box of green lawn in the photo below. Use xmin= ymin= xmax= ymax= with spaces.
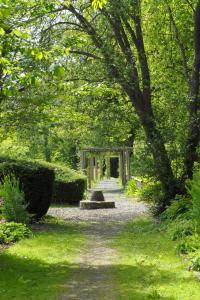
xmin=112 ymin=218 xmax=200 ymax=300
xmin=0 ymin=217 xmax=85 ymax=300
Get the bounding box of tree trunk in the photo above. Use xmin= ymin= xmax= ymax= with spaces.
xmin=136 ymin=103 xmax=177 ymax=210
xmin=184 ymin=0 xmax=200 ymax=180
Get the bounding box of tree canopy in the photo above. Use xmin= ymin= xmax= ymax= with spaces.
xmin=0 ymin=0 xmax=200 ymax=212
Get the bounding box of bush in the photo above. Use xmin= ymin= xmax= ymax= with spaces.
xmin=137 ymin=180 xmax=163 ymax=204
xmin=53 ymin=179 xmax=86 ymax=204
xmin=176 ymin=234 xmax=200 ymax=255
xmin=0 ymin=175 xmax=31 ymax=224
xmin=187 ymin=171 xmax=200 ymax=232
xmin=125 ymin=179 xmax=137 ymax=197
xmin=40 ymin=161 xmax=87 ymax=204
xmin=167 ymin=219 xmax=194 ymax=241
xmin=0 ymin=156 xmax=55 ymax=220
xmin=0 ymin=222 xmax=31 ymax=244
xmin=161 ymin=195 xmax=192 ymax=221
xmin=190 ymin=250 xmax=200 ymax=271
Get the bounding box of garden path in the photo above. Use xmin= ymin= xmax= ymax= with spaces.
xmin=48 ymin=179 xmax=148 ymax=300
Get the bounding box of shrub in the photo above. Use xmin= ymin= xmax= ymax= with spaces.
xmin=53 ymin=179 xmax=86 ymax=204
xmin=167 ymin=219 xmax=194 ymax=241
xmin=137 ymin=180 xmax=163 ymax=204
xmin=190 ymin=250 xmax=200 ymax=271
xmin=0 ymin=232 xmax=5 ymax=243
xmin=0 ymin=175 xmax=31 ymax=224
xmin=161 ymin=195 xmax=192 ymax=221
xmin=0 ymin=222 xmax=31 ymax=244
xmin=176 ymin=234 xmax=200 ymax=254
xmin=40 ymin=161 xmax=87 ymax=204
xmin=125 ymin=179 xmax=137 ymax=197
xmin=0 ymin=156 xmax=55 ymax=220
xmin=187 ymin=171 xmax=200 ymax=232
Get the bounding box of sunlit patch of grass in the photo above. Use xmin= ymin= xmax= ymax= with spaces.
xmin=0 ymin=216 xmax=85 ymax=300
xmin=112 ymin=218 xmax=200 ymax=300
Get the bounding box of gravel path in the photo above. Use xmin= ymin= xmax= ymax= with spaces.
xmin=48 ymin=179 xmax=148 ymax=222
xmin=48 ymin=179 xmax=148 ymax=300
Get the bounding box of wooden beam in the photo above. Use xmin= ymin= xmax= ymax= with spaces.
xmin=90 ymin=157 xmax=94 ymax=182
xmin=82 ymin=147 xmax=132 ymax=153
xmin=94 ymin=157 xmax=98 ymax=180
xmin=126 ymin=150 xmax=131 ymax=181
xmin=106 ymin=157 xmax=110 ymax=179
xmin=121 ymin=150 xmax=126 ymax=187
xmin=99 ymin=159 xmax=104 ymax=179
xmin=80 ymin=150 xmax=87 ymax=174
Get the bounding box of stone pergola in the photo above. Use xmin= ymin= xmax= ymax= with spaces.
xmin=80 ymin=147 xmax=133 ymax=188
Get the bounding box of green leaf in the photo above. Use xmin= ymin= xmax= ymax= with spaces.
xmin=12 ymin=29 xmax=22 ymax=37
xmin=54 ymin=66 xmax=65 ymax=78
xmin=0 ymin=27 xmax=5 ymax=36
xmin=35 ymin=52 xmax=43 ymax=60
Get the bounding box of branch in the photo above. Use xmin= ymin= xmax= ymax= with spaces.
xmin=66 ymin=5 xmax=127 ymax=86
xmin=102 ymin=9 xmax=140 ymax=91
xmin=130 ymin=15 xmax=151 ymax=105
xmin=64 ymin=77 xmax=107 ymax=83
xmin=69 ymin=50 xmax=102 ymax=60
xmin=42 ymin=21 xmax=84 ymax=34
xmin=185 ymin=0 xmax=195 ymax=12
xmin=165 ymin=0 xmax=190 ymax=86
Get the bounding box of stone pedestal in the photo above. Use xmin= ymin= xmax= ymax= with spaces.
xmin=80 ymin=190 xmax=115 ymax=210
xmin=80 ymin=200 xmax=115 ymax=209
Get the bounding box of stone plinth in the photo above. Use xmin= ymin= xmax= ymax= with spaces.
xmin=90 ymin=191 xmax=104 ymax=201
xmin=80 ymin=200 xmax=115 ymax=210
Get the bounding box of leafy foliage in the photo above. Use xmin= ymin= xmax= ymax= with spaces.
xmin=167 ymin=219 xmax=194 ymax=241
xmin=190 ymin=250 xmax=200 ymax=271
xmin=0 ymin=222 xmax=31 ymax=244
xmin=161 ymin=195 xmax=192 ymax=221
xmin=137 ymin=180 xmax=164 ymax=205
xmin=0 ymin=157 xmax=55 ymax=220
xmin=188 ymin=171 xmax=200 ymax=232
xmin=0 ymin=175 xmax=30 ymax=224
xmin=176 ymin=234 xmax=200 ymax=255
xmin=125 ymin=179 xmax=137 ymax=197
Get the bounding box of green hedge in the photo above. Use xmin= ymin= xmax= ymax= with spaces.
xmin=53 ymin=179 xmax=86 ymax=204
xmin=40 ymin=162 xmax=87 ymax=204
xmin=0 ymin=156 xmax=55 ymax=220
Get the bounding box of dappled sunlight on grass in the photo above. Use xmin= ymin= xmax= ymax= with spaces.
xmin=0 ymin=217 xmax=85 ymax=300
xmin=112 ymin=218 xmax=200 ymax=300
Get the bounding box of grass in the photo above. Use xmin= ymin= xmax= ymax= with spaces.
xmin=0 ymin=216 xmax=85 ymax=300
xmin=111 ymin=218 xmax=200 ymax=300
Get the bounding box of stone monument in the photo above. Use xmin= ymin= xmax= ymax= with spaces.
xmin=80 ymin=190 xmax=115 ymax=209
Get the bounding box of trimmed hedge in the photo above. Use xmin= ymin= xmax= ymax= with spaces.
xmin=40 ymin=162 xmax=87 ymax=204
xmin=53 ymin=179 xmax=86 ymax=204
xmin=0 ymin=156 xmax=55 ymax=220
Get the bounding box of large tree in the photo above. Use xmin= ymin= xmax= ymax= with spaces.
xmin=1 ymin=0 xmax=200 ymax=211
xmin=39 ymin=0 xmax=199 ymax=210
